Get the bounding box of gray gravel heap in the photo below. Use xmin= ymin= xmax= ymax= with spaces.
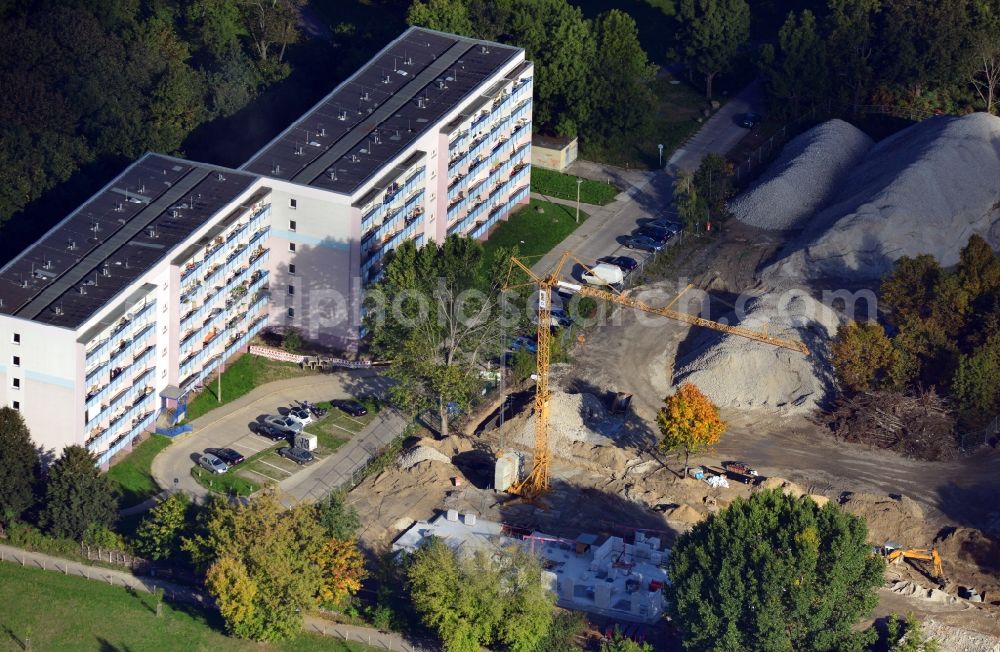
xmin=765 ymin=113 xmax=1000 ymax=283
xmin=730 ymin=119 xmax=874 ymax=230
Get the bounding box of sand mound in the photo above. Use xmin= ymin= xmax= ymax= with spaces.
xmin=889 ymin=580 xmax=959 ymax=604
xmin=921 ymin=620 xmax=1000 ymax=652
xmin=667 ymin=504 xmax=706 ymax=524
xmin=671 ymin=291 xmax=840 ymax=413
xmin=730 ymin=119 xmax=873 ymax=230
xmin=759 ymin=476 xmax=804 ymax=498
xmin=399 ymin=445 xmax=452 ymax=469
xmin=508 ymin=392 xmax=621 ymax=453
xmin=805 ymin=494 xmax=829 ymax=507
xmin=420 ymin=435 xmax=474 ymax=457
xmin=840 ymin=492 xmax=933 ymax=545
xmin=936 ymin=527 xmax=1000 ymax=572
xmin=765 ymin=113 xmax=1000 ymax=283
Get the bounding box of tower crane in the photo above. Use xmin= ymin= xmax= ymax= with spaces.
xmin=503 ymin=251 xmax=810 ymax=499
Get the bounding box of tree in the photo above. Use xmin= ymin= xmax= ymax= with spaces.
xmin=761 ymin=10 xmax=828 ymax=116
xmin=971 ymin=19 xmax=1000 ymax=114
xmin=673 ymin=171 xmax=707 ymax=229
xmin=668 ymin=489 xmax=885 ymax=652
xmin=193 ymin=489 xmax=327 ymax=640
xmin=887 ymin=613 xmax=942 ymax=652
xmin=135 ymin=492 xmax=190 ymax=561
xmin=673 ymin=0 xmax=750 ymax=99
xmin=692 ymin=153 xmax=733 ymax=221
xmin=0 ymin=407 xmax=40 ymax=523
xmin=187 ymin=0 xmax=246 ymax=59
xmin=951 ymin=334 xmax=1000 ymax=421
xmin=41 ymin=446 xmax=118 ymax=540
xmin=824 ymin=0 xmax=880 ymax=112
xmin=366 ymin=236 xmax=513 ymax=437
xmin=880 ymin=255 xmax=943 ymax=327
xmin=587 ymin=10 xmax=658 ymax=147
xmin=602 ymin=629 xmax=653 ymax=652
xmin=831 ymin=320 xmax=897 ymax=392
xmin=657 ymin=384 xmax=725 ymax=477
xmin=406 ymin=537 xmax=555 ymax=652
xmin=315 ymin=491 xmax=360 ymax=540
xmin=957 ymin=234 xmax=1000 ymax=300
xmin=406 ymin=0 xmax=475 ymax=37
xmin=312 ymin=537 xmax=367 ymax=607
xmin=240 ymin=0 xmax=303 ymax=66
xmin=535 ymin=611 xmax=586 ymax=652
xmin=282 ymin=327 xmax=302 ymax=353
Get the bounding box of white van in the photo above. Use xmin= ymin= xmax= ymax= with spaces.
xmin=581 ymin=263 xmax=624 ymax=286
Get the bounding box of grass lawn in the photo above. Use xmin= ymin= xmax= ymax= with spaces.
xmin=530 ymin=168 xmax=619 ymax=205
xmin=306 ymin=404 xmax=375 ymax=451
xmin=582 ymin=75 xmax=706 ymax=169
xmin=106 ymin=435 xmax=172 ymax=508
xmin=482 ymin=199 xmax=589 ymax=269
xmin=191 ymin=465 xmax=261 ymax=497
xmin=185 ymin=354 xmax=314 ymax=422
xmin=0 ymin=562 xmax=375 ymax=651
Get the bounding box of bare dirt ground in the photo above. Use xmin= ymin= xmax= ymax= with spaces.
xmin=347 ymin=221 xmax=1000 ymax=644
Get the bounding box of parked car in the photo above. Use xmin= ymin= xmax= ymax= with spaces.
xmin=648 ymin=218 xmax=683 ymax=234
xmin=263 ymin=414 xmax=303 ymax=436
xmin=206 ymin=447 xmax=245 ymax=466
xmin=331 ymin=399 xmax=368 ymax=417
xmin=257 ymin=423 xmax=290 ymax=441
xmin=278 ymin=446 xmax=314 ymax=465
xmin=581 ymin=262 xmax=625 ymax=287
xmin=287 ymin=405 xmax=314 ymax=427
xmin=634 ymin=225 xmax=673 ymax=243
xmin=198 ymin=452 xmax=228 ymax=474
xmin=509 ymin=336 xmax=538 ymax=354
xmin=597 ymin=255 xmax=639 ymax=272
xmin=624 ymin=235 xmax=664 ymax=252
xmin=741 ymin=111 xmax=761 ymax=129
xmin=530 ymin=307 xmax=573 ymax=328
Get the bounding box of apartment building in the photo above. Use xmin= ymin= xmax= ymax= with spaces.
xmin=0 ymin=27 xmax=532 ymax=464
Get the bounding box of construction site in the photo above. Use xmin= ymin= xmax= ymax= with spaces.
xmin=346 ymin=113 xmax=1000 ymax=649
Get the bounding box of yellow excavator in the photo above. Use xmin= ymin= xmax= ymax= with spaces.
xmin=879 ymin=543 xmax=945 ymax=583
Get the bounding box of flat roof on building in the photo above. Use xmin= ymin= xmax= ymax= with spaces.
xmin=241 ymin=26 xmax=522 ymax=196
xmin=0 ymin=153 xmax=259 ymax=330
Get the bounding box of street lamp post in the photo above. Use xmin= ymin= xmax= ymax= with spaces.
xmin=575 ymin=178 xmax=583 ymax=224
xmin=658 ymin=143 xmax=664 ymax=169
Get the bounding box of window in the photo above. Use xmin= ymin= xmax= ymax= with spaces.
xmin=288 ymin=264 xmax=296 ymax=274
xmin=11 ymin=401 xmax=19 ymax=411
xmin=288 ymin=284 xmax=295 ymax=295
xmin=288 ymin=243 xmax=296 ymax=252
xmin=289 ymin=220 xmax=297 ymax=232
xmin=11 ymin=356 xmax=20 ymax=367
xmin=289 ymin=198 xmax=297 ymax=209
xmin=11 ymin=378 xmax=20 ymax=389
xmin=287 ymin=308 xmax=295 ymax=318
xmin=11 ymin=333 xmax=20 ymax=345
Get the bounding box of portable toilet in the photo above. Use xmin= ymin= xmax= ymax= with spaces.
xmin=294 ymin=433 xmax=318 ymax=451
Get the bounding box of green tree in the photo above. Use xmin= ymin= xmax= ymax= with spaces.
xmin=406 ymin=537 xmax=555 ymax=651
xmin=658 ymin=383 xmax=726 ymax=477
xmin=240 ymin=0 xmax=304 ymax=67
xmin=951 ymin=334 xmax=1000 ymax=421
xmin=504 ymin=0 xmax=595 ymax=136
xmin=282 ymin=327 xmax=303 ymax=353
xmin=692 ymin=153 xmax=733 ymax=220
xmin=535 ymin=611 xmax=586 ymax=652
xmin=195 ymin=489 xmax=326 ymax=641
xmin=831 ymin=320 xmax=897 ymax=392
xmin=602 ymin=629 xmax=652 ymax=652
xmin=587 ymin=10 xmax=658 ymax=147
xmin=187 ymin=0 xmax=246 ymax=58
xmin=761 ymin=10 xmax=828 ymax=116
xmin=957 ymin=234 xmax=1000 ymax=300
xmin=673 ymin=170 xmax=707 ymax=229
xmin=406 ymin=0 xmax=475 ymax=36
xmin=887 ymin=613 xmax=942 ymax=652
xmin=673 ymin=0 xmax=750 ymax=99
xmin=880 ymin=255 xmax=943 ymax=328
xmin=668 ymin=489 xmax=884 ymax=652
xmin=135 ymin=492 xmax=190 ymax=561
xmin=314 ymin=490 xmax=360 ymax=540
xmin=0 ymin=407 xmax=40 ymax=523
xmin=824 ymin=0 xmax=880 ymax=112
xmin=41 ymin=446 xmax=119 ymax=541
xmin=366 ymin=237 xmax=513 ymax=437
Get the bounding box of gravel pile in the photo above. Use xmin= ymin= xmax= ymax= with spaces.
xmin=766 ymin=112 xmax=1000 ymax=282
xmin=510 ymin=392 xmax=620 ymax=452
xmin=730 ymin=119 xmax=873 ymax=230
xmin=671 ymin=291 xmax=840 ymax=414
xmin=399 ymin=445 xmax=452 ymax=469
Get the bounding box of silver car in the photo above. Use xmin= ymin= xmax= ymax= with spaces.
xmin=264 ymin=414 xmax=303 ymax=436
xmin=199 ymin=452 xmax=228 ymax=474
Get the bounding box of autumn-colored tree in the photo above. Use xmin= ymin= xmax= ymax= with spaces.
xmin=831 ymin=320 xmax=897 ymax=393
xmin=313 ymin=537 xmax=367 ymax=607
xmin=657 ymin=384 xmax=726 ymax=477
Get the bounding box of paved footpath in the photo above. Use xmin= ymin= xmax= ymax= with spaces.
xmin=151 ymin=369 xmax=397 ymax=503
